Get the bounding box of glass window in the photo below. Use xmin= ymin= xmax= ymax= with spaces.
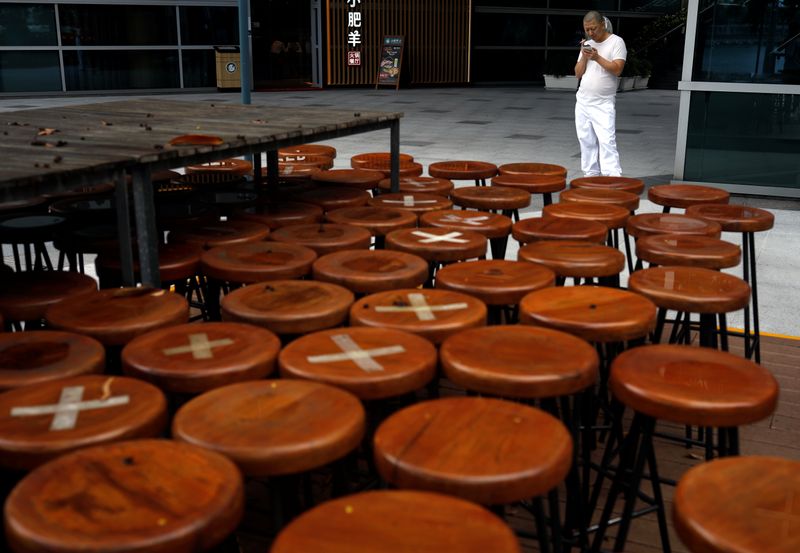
xmin=180 ymin=6 xmax=239 ymax=46
xmin=472 ymin=49 xmax=545 ymax=82
xmin=0 ymin=3 xmax=57 ymax=46
xmin=473 ymin=1 xmax=548 ymax=7
xmin=63 ymin=50 xmax=180 ymax=90
xmin=620 ymin=0 xmax=675 ymax=12
xmin=554 ymin=0 xmax=619 ymax=11
xmin=692 ymin=0 xmax=800 ymax=83
xmin=182 ymin=49 xmax=216 ymax=88
xmin=685 ymin=91 xmax=800 ymax=189
xmin=473 ymin=13 xmax=546 ymax=47
xmin=0 ymin=51 xmax=61 ymax=92
xmin=59 ymin=5 xmax=177 ymax=46
xmin=547 ymin=15 xmax=587 ymax=48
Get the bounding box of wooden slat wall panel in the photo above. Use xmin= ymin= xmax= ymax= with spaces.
xmin=326 ymin=0 xmax=470 ymax=86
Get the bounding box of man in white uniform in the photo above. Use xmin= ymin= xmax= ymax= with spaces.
xmin=574 ymin=11 xmax=627 ymax=177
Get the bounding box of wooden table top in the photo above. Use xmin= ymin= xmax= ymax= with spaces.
xmin=200 ymin=241 xmax=317 ymax=283
xmin=221 ymin=280 xmax=354 ymax=335
xmin=368 ymin=192 xmax=453 ymax=214
xmin=611 ymin=345 xmax=778 ymax=427
xmin=312 ymin=249 xmax=429 ymax=294
xmin=674 ymin=456 xmax=800 ymax=553
xmin=279 ymin=327 xmax=437 ymax=400
xmin=0 ymin=375 xmax=167 ymax=470
xmin=512 ymin=217 xmax=608 ymax=244
xmin=628 ymin=266 xmax=751 ymax=313
xmin=490 ymin=174 xmax=566 ymax=194
xmin=519 ymin=285 xmax=657 ymax=343
xmin=626 ymin=213 xmax=722 ymax=239
xmin=373 ymin=397 xmax=572 ymax=504
xmin=435 ymin=259 xmax=555 ymax=306
xmin=385 ymin=227 xmax=487 ymax=263
xmin=498 ymin=162 xmax=567 ymax=177
xmin=5 ymin=439 xmax=244 ymax=553
xmin=420 ymin=209 xmax=512 ymax=239
xmin=0 ymin=270 xmax=97 ymax=322
xmin=428 ymin=160 xmax=498 ymax=180
xmin=350 ymin=288 xmax=487 ymax=345
xmin=46 ymin=288 xmax=189 ymax=346
xmin=635 ymin=234 xmax=741 ymax=269
xmin=172 ymin=380 xmax=365 ymax=476
xmin=518 ymin=240 xmax=625 ymax=278
xmin=440 ymin=325 xmax=598 ymax=398
xmin=270 ymin=223 xmax=372 ymax=255
xmin=312 ymin=168 xmax=385 ymax=189
xmin=294 ymin=186 xmax=371 ymax=211
xmin=686 ymin=203 xmax=775 ymax=233
xmin=167 ymin=219 xmax=270 ymax=249
xmin=271 ymin=490 xmax=521 ymax=553
xmin=543 ymin=202 xmax=630 ymax=230
xmin=233 ymin=201 xmax=323 ymax=229
xmin=122 ymin=322 xmax=280 ymax=394
xmin=0 ymin=330 xmax=105 ymax=392
xmin=451 ymin=186 xmax=531 ymax=210
xmin=647 ymin=184 xmax=730 ymax=209
xmin=325 ymin=206 xmax=418 ymax=236
xmin=559 ymin=187 xmax=640 ymax=211
xmin=569 ymin=176 xmax=645 ymax=195
xmin=378 ymin=176 xmax=455 ymax=196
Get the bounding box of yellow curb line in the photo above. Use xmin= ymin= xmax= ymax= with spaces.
xmin=726 ymin=327 xmax=800 ymax=342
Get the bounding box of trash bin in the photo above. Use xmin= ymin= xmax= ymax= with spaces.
xmin=214 ymin=46 xmax=240 ymax=90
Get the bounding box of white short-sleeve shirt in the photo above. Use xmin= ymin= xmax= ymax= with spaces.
xmin=577 ymin=34 xmax=627 ymax=100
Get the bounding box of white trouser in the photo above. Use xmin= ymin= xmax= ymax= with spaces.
xmin=575 ymin=94 xmax=622 ymax=177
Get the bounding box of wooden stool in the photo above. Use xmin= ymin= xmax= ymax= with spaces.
xmin=451 ymin=185 xmax=531 ymax=222
xmin=627 ymin=213 xmax=722 ymax=241
xmin=512 ymin=217 xmax=607 ymax=245
xmin=4 ymin=439 xmax=244 ymax=553
xmin=274 ymin=162 xmax=323 ymax=180
xmin=368 ymin=192 xmax=453 ymax=214
xmin=234 ymin=201 xmax=323 ymax=229
xmin=435 ymin=259 xmax=555 ymax=324
xmin=350 ymin=288 xmax=486 ymax=345
xmin=373 ymin=397 xmax=572 ymax=551
xmin=635 ymin=234 xmax=741 ymax=269
xmin=351 ymin=151 xmax=414 ymax=167
xmin=155 ymin=201 xmax=218 ymax=231
xmin=312 ymin=169 xmax=385 ymax=190
xmin=277 ymin=153 xmax=334 ymax=170
xmin=325 ymin=206 xmax=417 ymax=249
xmin=0 ymin=271 xmax=97 ymax=329
xmin=428 ymin=160 xmax=498 ymax=186
xmin=498 ymin=162 xmax=567 ymax=178
xmin=569 ymin=176 xmax=645 ymax=195
xmin=278 ymin=327 xmax=436 ymax=400
xmin=294 ymin=186 xmax=371 ymax=211
xmin=183 ymin=158 xmax=252 ymax=186
xmin=49 ymin=195 xmax=116 ymax=225
xmin=46 ymin=288 xmax=189 ymax=347
xmin=560 ymin=187 xmax=640 ymax=211
xmin=0 ymin=374 xmax=167 ymax=471
xmin=0 ymin=214 xmax=66 ymax=271
xmin=349 ymin=160 xmax=424 ymax=179
xmin=648 ymin=184 xmax=729 ymax=213
xmin=271 ymin=490 xmax=521 ymax=553
xmin=221 ymin=280 xmax=354 ymax=336
xmin=686 ymin=203 xmax=774 ymax=363
xmin=378 ymin=176 xmax=454 ymax=196
xmin=421 ymin=209 xmax=512 ymax=261
xmin=518 ymin=240 xmax=625 ymax=287
xmin=196 ymin=191 xmax=259 ymax=217
xmin=201 ymin=241 xmax=316 ymax=284
xmin=270 ymin=223 xmax=372 ymax=255
xmin=628 ymin=266 xmax=750 ymax=349
xmin=491 ymin=174 xmax=565 ymax=207
xmin=674 ymin=456 xmax=800 ymax=553
xmin=168 ymin=219 xmax=270 ymax=250
xmin=279 ymin=143 xmax=337 ymax=159
xmin=591 ymin=345 xmax=778 ymax=553
xmin=0 ymin=331 xmax=105 ymax=392
xmin=95 ymin=242 xmax=202 ymax=288
xmin=312 ymin=249 xmax=429 ymax=295
xmin=385 ymin=227 xmax=487 ymax=271
xmin=122 ymin=322 xmax=280 ymax=395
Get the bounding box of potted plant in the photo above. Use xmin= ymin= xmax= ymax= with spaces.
xmin=618 ymin=55 xmax=638 ymax=92
xmin=542 ymin=50 xmax=579 ymax=91
xmin=634 ymin=58 xmax=652 ymax=89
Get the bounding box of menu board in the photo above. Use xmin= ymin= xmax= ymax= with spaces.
xmin=376 ymin=36 xmax=404 ymax=89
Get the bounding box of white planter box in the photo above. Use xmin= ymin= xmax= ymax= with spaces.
xmin=634 ymin=75 xmax=650 ymax=89
xmin=543 ymin=75 xmax=578 ymax=91
xmin=618 ymin=76 xmax=636 ymax=92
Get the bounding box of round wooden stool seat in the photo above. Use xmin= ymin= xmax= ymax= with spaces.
xmin=385 ymin=227 xmax=487 ymax=263
xmin=235 ymin=201 xmax=323 ymax=229
xmin=184 ymin=158 xmax=252 ymax=185
xmin=276 ymin=162 xmax=323 ymax=180
xmin=46 ymin=288 xmax=189 ymax=347
xmin=498 ymin=162 xmax=567 ymax=177
xmin=441 ymin=325 xmax=598 ymax=398
xmin=41 ymin=183 xmax=115 ymax=202
xmin=368 ymin=192 xmax=453 ymax=214
xmin=491 ymin=173 xmax=566 ymax=194
xmin=520 ymin=286 xmax=657 ymax=343
xmin=543 ymin=202 xmax=630 ymax=230
xmin=350 ymin=289 xmax=486 ymax=344
xmin=96 ymin=242 xmax=202 ymax=283
xmin=569 ymin=176 xmax=645 ymax=195
xmin=0 ymin=196 xmax=47 ymax=214
xmin=378 ymin=176 xmax=455 ymax=196
xmin=122 ymin=322 xmax=280 ymax=394
xmin=173 ymin=380 xmax=364 ymax=476
xmin=648 ymin=184 xmax=730 ymax=210
xmin=221 ymin=280 xmax=354 ymax=335
xmin=168 ymin=219 xmax=270 ymax=249
xmin=279 ymin=327 xmax=436 ymax=400
xmin=277 ymin=153 xmax=334 ymax=169
xmin=560 ymin=187 xmax=640 ymax=211
xmin=279 ymin=143 xmax=337 ymax=159
xmin=435 ymin=260 xmax=555 ymax=306
xmin=451 ymin=186 xmax=531 ymax=211
xmin=626 ymin=213 xmax=722 ymax=239
xmin=56 ymin=224 xmax=127 ymax=260
xmin=325 ymin=206 xmax=417 ymax=237
xmin=685 ymin=204 xmax=775 ymax=233
xmin=518 ymin=240 xmax=625 ymax=279
xmin=155 ymin=201 xmax=218 ymax=230
xmin=294 ymin=186 xmax=371 ymax=211
xmin=674 ymin=456 xmax=800 ymax=553
xmin=421 ymin=209 xmax=512 ymax=239
xmin=5 ymin=439 xmax=244 ymax=553
xmin=0 ymin=375 xmax=167 ymax=471
xmin=201 ymin=242 xmax=316 ymax=283
xmin=271 ymin=490 xmax=521 ymax=553
xmin=0 ymin=271 xmax=97 ymax=322
xmin=349 ymin=157 xmax=424 ymax=179
xmin=611 ymin=345 xmax=778 ymax=427
xmin=628 ymin=266 xmax=750 ymax=314
xmin=196 ymin=191 xmax=259 ymax=214
xmin=312 ymin=169 xmax=386 ymax=190
xmin=0 ymin=331 xmax=105 ymax=391
xmin=270 ymin=223 xmax=372 ymax=255
xmin=49 ymin=196 xmax=116 ymax=224
xmin=0 ymin=214 xmax=67 ymax=245
xmin=635 ymin=234 xmax=741 ymax=269
xmin=351 ymin=151 xmax=414 ymax=166
xmin=512 ymin=217 xmax=607 ymax=245
xmin=312 ymin=249 xmax=429 ymax=294
xmin=428 ymin=160 xmax=498 ymax=181
xmin=373 ymin=397 xmax=572 ymax=504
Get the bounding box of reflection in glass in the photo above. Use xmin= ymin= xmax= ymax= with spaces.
xmin=0 ymin=3 xmax=57 ymax=46
xmin=473 ymin=49 xmax=545 ymax=82
xmin=0 ymin=51 xmax=61 ymax=92
xmin=685 ymin=91 xmax=800 ymax=188
xmin=60 ymin=5 xmax=177 ymax=46
xmin=547 ymin=15 xmax=588 ymax=48
xmin=180 ymin=7 xmax=238 ymax=46
xmin=473 ymin=13 xmax=546 ymax=47
xmin=63 ymin=50 xmax=180 ymax=90
xmin=182 ymin=49 xmax=216 ymax=88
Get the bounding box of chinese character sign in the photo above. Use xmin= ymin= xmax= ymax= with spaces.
xmin=348 ymin=51 xmax=361 ymax=66
xmin=347 ymin=0 xmax=362 ymax=65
